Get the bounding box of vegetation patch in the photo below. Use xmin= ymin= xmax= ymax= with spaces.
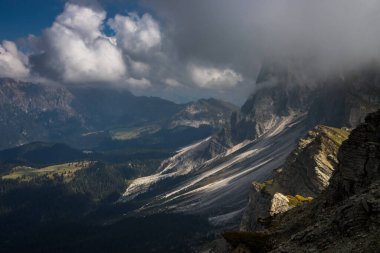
xmin=1 ymin=161 xmax=93 ymax=182
xmin=255 ymin=179 xmax=274 ymax=190
xmin=110 ymin=124 xmax=161 ymax=140
xmin=321 ymin=126 xmax=351 ymax=146
xmin=264 ymin=179 xmax=274 ymax=185
xmin=287 ymin=194 xmax=313 ymax=206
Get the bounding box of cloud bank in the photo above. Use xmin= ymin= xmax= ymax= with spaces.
xmin=31 ymin=4 xmax=126 ymax=83
xmin=147 ymin=0 xmax=380 ymax=75
xmin=3 ymin=0 xmax=380 ymax=103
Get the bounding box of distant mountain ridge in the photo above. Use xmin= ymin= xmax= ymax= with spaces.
xmin=0 ymin=78 xmax=237 ymax=150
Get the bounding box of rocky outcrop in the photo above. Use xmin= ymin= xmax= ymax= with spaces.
xmin=225 ymin=110 xmax=380 ymax=253
xmin=240 ymin=126 xmax=350 ymax=231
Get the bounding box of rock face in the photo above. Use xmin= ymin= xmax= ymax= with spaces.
xmin=229 ymin=68 xmax=313 ymax=144
xmin=225 ymin=110 xmax=380 ymax=253
xmin=239 ymin=182 xmax=294 ymax=232
xmin=227 ymin=63 xmax=380 ymax=145
xmin=328 ymin=110 xmax=380 ymax=202
xmin=274 ymin=126 xmax=351 ymax=196
xmin=240 ymin=126 xmax=350 ymax=231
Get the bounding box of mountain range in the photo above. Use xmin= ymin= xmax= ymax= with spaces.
xmin=119 ymin=64 xmax=380 ymax=228
xmin=0 ymin=78 xmax=237 ymax=150
xmin=1 ymin=63 xmax=380 ymax=252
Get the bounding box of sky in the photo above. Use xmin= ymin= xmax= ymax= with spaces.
xmin=1 ymin=0 xmax=380 ymax=104
xmin=0 ymin=0 xmax=62 ymax=40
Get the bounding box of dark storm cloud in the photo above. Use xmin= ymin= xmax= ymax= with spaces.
xmin=145 ymin=0 xmax=380 ymax=76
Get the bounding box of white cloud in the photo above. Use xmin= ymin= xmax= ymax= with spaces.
xmin=39 ymin=3 xmax=126 ymax=83
xmin=0 ymin=40 xmax=29 ymax=79
xmin=109 ymin=13 xmax=162 ymax=54
xmin=126 ymin=77 xmax=152 ymax=88
xmin=55 ymin=3 xmax=104 ymax=41
xmin=188 ymin=64 xmax=243 ymax=89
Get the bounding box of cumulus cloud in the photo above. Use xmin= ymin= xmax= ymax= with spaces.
xmin=28 ymin=4 xmax=166 ymax=89
xmin=31 ymin=3 xmax=126 ymax=83
xmin=188 ymin=64 xmax=243 ymax=88
xmin=108 ymin=13 xmax=161 ymax=55
xmin=0 ymin=41 xmax=29 ymax=79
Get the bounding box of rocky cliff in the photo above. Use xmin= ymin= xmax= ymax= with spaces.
xmin=240 ymin=126 xmax=351 ymax=231
xmin=225 ymin=110 xmax=380 ymax=253
xmin=228 ymin=65 xmax=314 ymax=144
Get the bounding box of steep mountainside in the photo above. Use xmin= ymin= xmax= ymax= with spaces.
xmin=121 ymin=114 xmax=306 ymax=221
xmin=240 ymin=126 xmax=350 ymax=231
xmin=227 ymin=64 xmax=380 ymax=145
xmin=120 ymin=64 xmax=380 ymax=224
xmin=225 ymin=110 xmax=380 ymax=253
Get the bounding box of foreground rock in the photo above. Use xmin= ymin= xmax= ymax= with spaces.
xmin=225 ymin=110 xmax=380 ymax=253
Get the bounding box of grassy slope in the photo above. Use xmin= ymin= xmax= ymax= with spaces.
xmin=2 ymin=161 xmax=92 ymax=181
